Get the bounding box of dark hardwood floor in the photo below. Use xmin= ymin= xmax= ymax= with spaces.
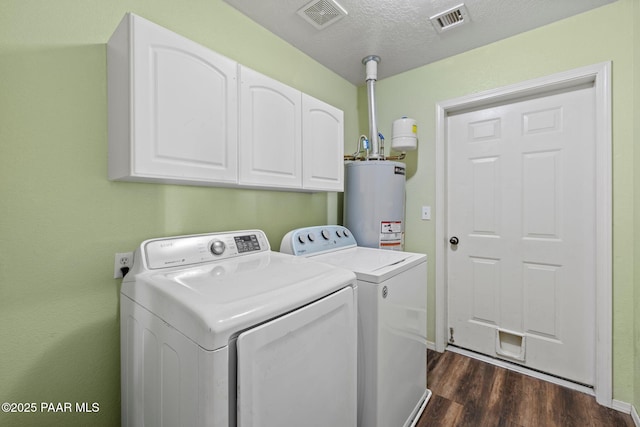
xmin=417 ymin=349 xmax=634 ymax=427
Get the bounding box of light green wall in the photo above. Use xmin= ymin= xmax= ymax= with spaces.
xmin=0 ymin=1 xmax=356 ymax=425
xmin=364 ymin=0 xmax=637 ymax=404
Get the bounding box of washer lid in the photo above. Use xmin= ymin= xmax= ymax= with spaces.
xmin=310 ymin=246 xmax=426 ymax=283
xmin=121 ymin=251 xmax=356 ymax=351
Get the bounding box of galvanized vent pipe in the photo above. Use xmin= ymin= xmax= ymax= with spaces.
xmin=362 ymin=55 xmax=381 ymax=159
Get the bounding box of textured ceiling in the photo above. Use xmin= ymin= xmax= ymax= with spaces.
xmin=224 ymin=0 xmax=617 ymax=85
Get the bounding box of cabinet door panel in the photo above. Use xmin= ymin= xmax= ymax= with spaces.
xmin=239 ymin=66 xmax=302 ymax=188
xmin=132 ymin=16 xmax=238 ymax=183
xmin=151 ymin=48 xmax=230 ymax=167
xmin=107 ymin=14 xmax=238 ymax=185
xmin=302 ymin=94 xmax=344 ymax=191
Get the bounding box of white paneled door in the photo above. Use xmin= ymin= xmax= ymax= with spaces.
xmin=447 ymin=84 xmax=596 ymax=385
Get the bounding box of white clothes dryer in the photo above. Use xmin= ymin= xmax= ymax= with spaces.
xmin=120 ymin=230 xmax=358 ymax=427
xmin=281 ymin=225 xmax=431 ymax=427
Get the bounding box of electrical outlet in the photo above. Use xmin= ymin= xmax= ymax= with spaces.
xmin=114 ymin=252 xmax=134 ymax=279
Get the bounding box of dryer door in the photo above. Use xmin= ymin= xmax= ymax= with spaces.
xmin=236 ymin=286 xmax=357 ymax=427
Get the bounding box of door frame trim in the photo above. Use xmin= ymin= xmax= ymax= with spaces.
xmin=434 ymin=62 xmax=612 ymax=406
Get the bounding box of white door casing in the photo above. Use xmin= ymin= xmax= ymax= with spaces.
xmin=435 ymin=62 xmax=612 ymax=406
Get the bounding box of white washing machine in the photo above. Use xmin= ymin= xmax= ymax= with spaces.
xmin=120 ymin=229 xmax=358 ymax=427
xmin=281 ymin=225 xmax=431 ymax=427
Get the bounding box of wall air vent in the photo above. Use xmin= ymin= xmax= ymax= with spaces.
xmin=430 ymin=4 xmax=470 ymax=33
xmin=297 ymin=0 xmax=348 ymax=30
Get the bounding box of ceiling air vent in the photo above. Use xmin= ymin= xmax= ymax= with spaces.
xmin=297 ymin=0 xmax=348 ymax=30
xmin=430 ymin=4 xmax=470 ymax=33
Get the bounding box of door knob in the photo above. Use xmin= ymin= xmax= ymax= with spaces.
xmin=449 ymin=236 xmax=459 ymax=245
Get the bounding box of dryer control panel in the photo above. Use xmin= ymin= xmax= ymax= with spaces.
xmin=143 ymin=230 xmax=270 ymax=269
xmin=280 ymin=225 xmax=357 ymax=256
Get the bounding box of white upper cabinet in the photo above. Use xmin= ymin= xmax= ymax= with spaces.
xmin=108 ymin=13 xmax=238 ymax=186
xmin=239 ymin=66 xmax=302 ymax=189
xmin=107 ymin=14 xmax=344 ymax=192
xmin=302 ymin=94 xmax=344 ymax=192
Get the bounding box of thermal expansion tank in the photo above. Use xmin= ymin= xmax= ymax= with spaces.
xmin=344 ymin=161 xmax=406 ymax=251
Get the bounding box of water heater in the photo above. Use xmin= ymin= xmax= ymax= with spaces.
xmin=344 ymin=161 xmax=405 ymax=250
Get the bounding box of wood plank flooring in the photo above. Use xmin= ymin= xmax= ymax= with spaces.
xmin=417 ymin=349 xmax=634 ymax=427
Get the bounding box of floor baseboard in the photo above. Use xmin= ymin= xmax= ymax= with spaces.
xmin=613 ymin=399 xmax=632 ymax=413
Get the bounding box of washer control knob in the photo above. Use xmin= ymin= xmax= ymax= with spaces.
xmin=308 ymin=233 xmax=315 ymax=242
xmin=321 ymin=229 xmax=331 ymax=240
xmin=343 ymin=229 xmax=350 ymax=238
xmin=210 ymin=240 xmax=226 ymax=256
xmin=298 ymin=235 xmax=306 ymax=244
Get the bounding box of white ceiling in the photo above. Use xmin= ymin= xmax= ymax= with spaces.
xmin=223 ymin=0 xmax=617 ymax=85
